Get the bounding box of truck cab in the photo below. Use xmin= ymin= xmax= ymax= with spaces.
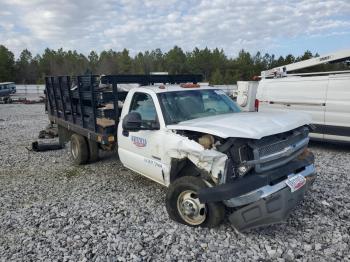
xmin=46 ymin=75 xmax=317 ymax=231
xmin=118 ymin=84 xmax=316 ymax=230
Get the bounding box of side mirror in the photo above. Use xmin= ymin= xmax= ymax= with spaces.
xmin=122 ymin=112 xmax=142 ymax=131
xmin=150 ymin=121 xmax=160 ymax=130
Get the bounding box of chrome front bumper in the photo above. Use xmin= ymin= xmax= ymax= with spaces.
xmin=224 ymin=164 xmax=316 ymax=208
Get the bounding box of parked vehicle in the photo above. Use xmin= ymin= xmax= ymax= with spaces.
xmin=257 ymin=73 xmax=350 ymax=142
xmin=45 ymin=74 xmax=316 ymax=231
xmin=237 ymin=49 xmax=350 ymax=142
xmin=0 ymin=82 xmax=16 ymax=103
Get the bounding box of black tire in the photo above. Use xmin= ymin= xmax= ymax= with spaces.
xmin=166 ymin=176 xmax=225 ymax=228
xmin=70 ymin=134 xmax=89 ymax=165
xmin=88 ymin=139 xmax=99 ymax=162
xmin=58 ymin=125 xmax=71 ymax=146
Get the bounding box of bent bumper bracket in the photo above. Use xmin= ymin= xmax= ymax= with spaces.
xmin=229 ymin=175 xmax=316 ymax=231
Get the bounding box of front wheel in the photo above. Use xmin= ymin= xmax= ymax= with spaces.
xmin=165 ymin=176 xmax=224 ymax=227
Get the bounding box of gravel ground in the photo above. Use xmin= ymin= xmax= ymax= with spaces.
xmin=0 ymin=104 xmax=349 ymax=261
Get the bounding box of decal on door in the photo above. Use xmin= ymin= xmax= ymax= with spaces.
xmin=131 ymin=136 xmax=147 ymax=147
xmin=144 ymin=158 xmax=162 ymax=169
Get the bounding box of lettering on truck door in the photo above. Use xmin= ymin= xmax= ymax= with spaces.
xmin=118 ymin=91 xmax=165 ymax=184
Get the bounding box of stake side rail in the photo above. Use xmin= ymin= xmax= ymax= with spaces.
xmin=45 ymin=75 xmax=119 ymax=146
xmin=45 ymin=74 xmax=204 ymax=146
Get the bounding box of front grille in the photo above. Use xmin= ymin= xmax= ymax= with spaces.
xmin=252 ymin=126 xmax=309 ymax=173
xmin=258 ymin=130 xmax=307 ymax=157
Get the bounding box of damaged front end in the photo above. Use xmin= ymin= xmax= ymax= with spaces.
xmin=200 ymin=149 xmax=316 ymax=231
xmin=171 ymin=125 xmax=316 ymax=231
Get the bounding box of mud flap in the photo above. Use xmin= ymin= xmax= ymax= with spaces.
xmin=229 ymin=185 xmax=307 ymax=231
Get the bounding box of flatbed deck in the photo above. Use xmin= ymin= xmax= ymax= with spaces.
xmin=45 ymin=74 xmax=202 ymax=146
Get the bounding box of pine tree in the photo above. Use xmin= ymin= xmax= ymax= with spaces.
xmin=210 ymin=69 xmax=223 ymax=84
xmin=0 ymin=45 xmax=15 ymax=82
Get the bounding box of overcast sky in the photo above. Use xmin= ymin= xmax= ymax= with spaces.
xmin=0 ymin=0 xmax=349 ymax=57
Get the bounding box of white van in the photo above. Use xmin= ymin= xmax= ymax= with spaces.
xmin=257 ymin=73 xmax=350 ymax=142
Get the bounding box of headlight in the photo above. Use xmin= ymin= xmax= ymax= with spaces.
xmin=237 ymin=163 xmax=252 ymax=177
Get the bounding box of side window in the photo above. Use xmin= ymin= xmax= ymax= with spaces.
xmin=129 ymin=92 xmax=158 ymax=121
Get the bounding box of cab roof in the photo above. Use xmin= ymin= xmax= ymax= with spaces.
xmin=139 ymin=84 xmax=216 ymax=93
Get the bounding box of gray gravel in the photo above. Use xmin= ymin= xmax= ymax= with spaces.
xmin=0 ymin=104 xmax=349 ymax=261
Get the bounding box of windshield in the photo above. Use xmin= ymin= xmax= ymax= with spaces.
xmin=158 ymin=89 xmax=241 ymax=124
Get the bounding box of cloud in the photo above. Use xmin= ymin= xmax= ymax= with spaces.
xmin=0 ymin=0 xmax=349 ymax=56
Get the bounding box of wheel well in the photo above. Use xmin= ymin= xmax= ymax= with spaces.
xmin=169 ymin=158 xmax=201 ymax=183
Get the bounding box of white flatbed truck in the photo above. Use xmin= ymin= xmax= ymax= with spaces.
xmin=46 ymin=74 xmax=317 ymax=231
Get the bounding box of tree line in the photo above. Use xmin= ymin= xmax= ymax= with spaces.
xmin=0 ymin=45 xmax=348 ymax=84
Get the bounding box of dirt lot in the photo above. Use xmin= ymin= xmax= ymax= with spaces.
xmin=0 ymin=104 xmax=349 ymax=261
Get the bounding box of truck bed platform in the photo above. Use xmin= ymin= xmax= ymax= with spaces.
xmin=45 ymin=74 xmax=202 ymax=145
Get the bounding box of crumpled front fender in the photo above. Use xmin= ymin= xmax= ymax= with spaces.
xmin=164 ymin=133 xmax=227 ymax=183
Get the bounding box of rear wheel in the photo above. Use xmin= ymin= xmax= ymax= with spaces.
xmin=166 ymin=176 xmax=224 ymax=227
xmin=70 ymin=134 xmax=89 ymax=165
xmin=88 ymin=139 xmax=99 ymax=162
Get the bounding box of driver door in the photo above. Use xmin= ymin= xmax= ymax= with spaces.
xmin=118 ymin=91 xmax=165 ymax=185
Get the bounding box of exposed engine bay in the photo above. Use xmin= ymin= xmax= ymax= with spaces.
xmin=175 ymin=125 xmax=311 ymax=185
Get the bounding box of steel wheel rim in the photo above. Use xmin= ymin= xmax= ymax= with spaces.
xmin=177 ymin=190 xmax=207 ymax=225
xmin=71 ymin=140 xmax=78 ymax=159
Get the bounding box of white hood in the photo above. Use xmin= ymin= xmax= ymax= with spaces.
xmin=167 ymin=111 xmax=311 ymax=139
